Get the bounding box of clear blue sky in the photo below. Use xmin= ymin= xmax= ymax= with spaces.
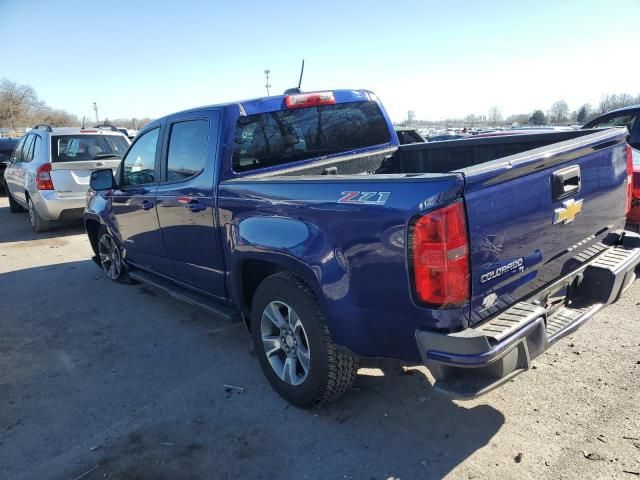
xmin=2 ymin=0 xmax=639 ymax=122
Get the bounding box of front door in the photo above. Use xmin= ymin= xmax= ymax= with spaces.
xmin=111 ymin=126 xmax=171 ymax=276
xmin=155 ymin=112 xmax=226 ymax=298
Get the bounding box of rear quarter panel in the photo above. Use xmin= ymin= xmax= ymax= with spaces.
xmin=218 ymin=175 xmax=464 ymax=362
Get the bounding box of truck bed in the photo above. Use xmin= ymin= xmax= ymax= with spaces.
xmin=241 ymin=129 xmax=600 ymax=177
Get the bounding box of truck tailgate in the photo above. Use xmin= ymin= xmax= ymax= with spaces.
xmin=461 ymin=129 xmax=629 ymax=325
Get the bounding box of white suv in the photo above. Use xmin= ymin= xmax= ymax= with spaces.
xmin=4 ymin=124 xmax=129 ymax=232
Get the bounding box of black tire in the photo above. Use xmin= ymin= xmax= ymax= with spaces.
xmin=7 ymin=189 xmax=24 ymax=213
xmin=251 ymin=272 xmax=359 ymax=407
xmin=97 ymin=227 xmax=130 ymax=283
xmin=27 ymin=196 xmax=51 ymax=232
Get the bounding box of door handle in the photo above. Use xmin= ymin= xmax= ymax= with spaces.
xmin=185 ymin=200 xmax=206 ymax=212
xmin=140 ymin=200 xmax=155 ymax=210
xmin=552 ymin=166 xmax=581 ymax=200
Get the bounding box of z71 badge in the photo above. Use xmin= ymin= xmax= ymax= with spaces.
xmin=338 ymin=191 xmax=390 ymax=205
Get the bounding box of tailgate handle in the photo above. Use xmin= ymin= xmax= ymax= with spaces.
xmin=552 ymin=166 xmax=581 ymax=200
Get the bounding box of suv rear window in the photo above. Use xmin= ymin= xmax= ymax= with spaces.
xmin=232 ymin=101 xmax=390 ymax=172
xmin=51 ymin=135 xmax=129 ymax=162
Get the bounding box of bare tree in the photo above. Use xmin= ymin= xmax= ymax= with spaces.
xmin=549 ymin=100 xmax=569 ymax=125
xmin=0 ymin=78 xmax=78 ymax=129
xmin=464 ymin=114 xmax=477 ymax=127
xmin=405 ymin=110 xmax=415 ymax=126
xmin=488 ymin=106 xmax=502 ymax=127
xmin=598 ymin=93 xmax=640 ymax=114
xmin=0 ymin=79 xmax=37 ymax=130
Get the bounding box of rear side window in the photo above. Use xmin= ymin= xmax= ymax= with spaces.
xmin=51 ymin=135 xmax=129 ymax=162
xmin=233 ymin=101 xmax=390 ymax=172
xmin=10 ymin=137 xmax=26 ymax=163
xmin=20 ymin=135 xmax=35 ymax=162
xmin=166 ymin=119 xmax=209 ymax=182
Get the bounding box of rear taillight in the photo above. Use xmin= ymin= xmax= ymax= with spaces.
xmin=285 ymin=92 xmax=336 ymax=109
xmin=410 ymin=202 xmax=470 ymax=307
xmin=633 ymin=171 xmax=640 ymax=200
xmin=36 ymin=163 xmax=54 ymax=190
xmin=626 ymin=144 xmax=634 ymax=214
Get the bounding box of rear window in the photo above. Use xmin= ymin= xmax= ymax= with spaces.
xmin=51 ymin=135 xmax=129 ymax=163
xmin=232 ymin=101 xmax=391 ymax=172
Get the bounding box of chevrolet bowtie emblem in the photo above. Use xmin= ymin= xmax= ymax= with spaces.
xmin=553 ymin=198 xmax=583 ymax=225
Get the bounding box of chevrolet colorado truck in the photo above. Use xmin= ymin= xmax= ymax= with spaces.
xmin=85 ymin=89 xmax=640 ymax=407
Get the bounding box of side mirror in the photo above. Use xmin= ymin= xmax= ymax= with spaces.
xmin=90 ymin=168 xmax=115 ymax=191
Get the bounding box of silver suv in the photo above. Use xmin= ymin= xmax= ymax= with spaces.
xmin=4 ymin=124 xmax=129 ymax=232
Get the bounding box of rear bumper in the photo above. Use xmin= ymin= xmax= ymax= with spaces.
xmin=31 ymin=190 xmax=87 ymax=221
xmin=416 ymin=231 xmax=640 ymax=399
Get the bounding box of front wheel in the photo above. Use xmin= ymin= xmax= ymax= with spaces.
xmin=251 ymin=272 xmax=359 ymax=407
xmin=97 ymin=228 xmax=128 ymax=282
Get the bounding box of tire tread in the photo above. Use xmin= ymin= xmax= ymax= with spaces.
xmin=269 ymin=272 xmax=359 ymax=406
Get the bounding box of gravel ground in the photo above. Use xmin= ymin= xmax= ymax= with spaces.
xmin=0 ymin=195 xmax=639 ymax=480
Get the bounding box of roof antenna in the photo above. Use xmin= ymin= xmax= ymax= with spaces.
xmin=283 ymin=59 xmax=305 ymax=95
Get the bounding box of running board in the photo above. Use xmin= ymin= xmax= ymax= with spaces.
xmin=128 ymin=270 xmax=241 ymax=323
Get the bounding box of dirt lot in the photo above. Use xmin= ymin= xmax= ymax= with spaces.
xmin=0 ymin=195 xmax=639 ymax=480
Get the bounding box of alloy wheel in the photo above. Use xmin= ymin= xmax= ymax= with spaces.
xmin=260 ymin=301 xmax=311 ymax=386
xmin=98 ymin=234 xmax=122 ymax=280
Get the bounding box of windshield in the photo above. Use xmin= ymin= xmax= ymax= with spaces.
xmin=232 ymin=101 xmax=391 ymax=172
xmin=51 ymin=135 xmax=129 ymax=163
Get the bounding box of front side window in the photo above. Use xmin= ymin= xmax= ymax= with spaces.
xmin=122 ymin=128 xmax=159 ymax=186
xmin=52 ymin=135 xmax=129 ymax=163
xmin=166 ymin=119 xmax=209 ymax=182
xmin=590 ymin=114 xmax=636 ymax=133
xmin=232 ymin=101 xmax=391 ymax=172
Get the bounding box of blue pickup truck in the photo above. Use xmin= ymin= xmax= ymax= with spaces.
xmin=85 ymin=89 xmax=640 ymax=407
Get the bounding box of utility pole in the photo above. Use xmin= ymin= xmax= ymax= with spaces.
xmin=92 ymin=102 xmax=99 ymax=123
xmin=264 ymin=69 xmax=271 ymax=96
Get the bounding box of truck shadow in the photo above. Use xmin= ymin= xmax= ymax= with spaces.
xmin=0 ymin=259 xmax=504 ymax=480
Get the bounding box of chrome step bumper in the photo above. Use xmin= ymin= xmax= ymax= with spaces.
xmin=416 ymin=231 xmax=640 ymax=399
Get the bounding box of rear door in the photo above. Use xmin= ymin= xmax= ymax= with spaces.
xmin=461 ymin=129 xmax=629 ymax=325
xmin=110 ymin=126 xmax=171 ymax=276
xmin=155 ymin=111 xmax=226 ymax=298
xmin=49 ymin=134 xmax=128 ymax=197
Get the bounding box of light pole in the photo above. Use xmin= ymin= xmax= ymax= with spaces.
xmin=264 ymin=69 xmax=271 ymax=96
xmin=92 ymin=102 xmax=99 ymax=123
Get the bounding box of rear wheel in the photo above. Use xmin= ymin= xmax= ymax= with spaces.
xmin=7 ymin=190 xmax=24 ymax=213
xmin=27 ymin=196 xmax=51 ymax=232
xmin=97 ymin=228 xmax=128 ymax=282
xmin=251 ymin=272 xmax=359 ymax=407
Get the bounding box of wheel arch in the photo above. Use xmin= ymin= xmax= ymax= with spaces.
xmin=232 ymin=254 xmax=325 ymax=333
xmin=84 ymin=216 xmax=102 ymax=257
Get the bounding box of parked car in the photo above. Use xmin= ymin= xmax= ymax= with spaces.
xmin=4 ymin=124 xmax=129 ymax=232
xmin=0 ymin=137 xmax=20 ymax=192
xmin=583 ymin=105 xmax=640 ymax=229
xmin=427 ymin=133 xmax=468 ymax=142
xmin=85 ymin=89 xmax=639 ymax=407
xmin=394 ymin=126 xmax=426 ymax=144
